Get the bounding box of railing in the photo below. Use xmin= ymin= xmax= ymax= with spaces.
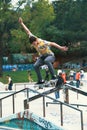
xmin=70 ymin=103 xmax=87 ymax=108
xmin=0 ymin=88 xmax=29 ymax=117
xmin=46 ymin=101 xmax=83 ymax=130
xmin=65 ymin=84 xmax=87 ymax=96
xmin=24 ymin=87 xmax=84 ymax=130
xmin=0 ymin=84 xmax=86 ymax=130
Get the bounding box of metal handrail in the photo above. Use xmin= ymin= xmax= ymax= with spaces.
xmin=25 ymin=87 xmax=84 ymax=130
xmin=65 ymin=84 xmax=87 ymax=96
xmin=70 ymin=103 xmax=87 ymax=108
xmin=0 ymin=85 xmax=84 ymax=130
xmin=0 ymin=88 xmax=28 ymax=117
xmin=46 ymin=101 xmax=83 ymax=130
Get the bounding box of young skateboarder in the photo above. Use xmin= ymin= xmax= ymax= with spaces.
xmin=19 ymin=17 xmax=68 ymax=84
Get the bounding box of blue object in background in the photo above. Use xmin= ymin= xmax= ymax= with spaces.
xmin=2 ymin=64 xmax=34 ymax=71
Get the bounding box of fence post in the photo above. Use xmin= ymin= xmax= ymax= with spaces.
xmin=43 ymin=96 xmax=45 ymax=117
xmin=12 ymin=94 xmax=15 ymax=114
xmin=0 ymin=100 xmax=2 ymax=117
xmin=24 ymin=88 xmax=29 ymax=109
xmin=80 ymin=110 xmax=84 ymax=130
xmin=64 ymin=88 xmax=69 ymax=103
xmin=60 ymin=103 xmax=63 ymax=126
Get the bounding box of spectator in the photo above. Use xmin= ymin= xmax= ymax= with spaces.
xmin=28 ymin=70 xmax=33 ymax=82
xmin=62 ymin=71 xmax=66 ymax=84
xmin=69 ymin=69 xmax=75 ymax=80
xmin=54 ymin=72 xmax=64 ymax=101
xmin=57 ymin=69 xmax=62 ymax=76
xmin=80 ymin=69 xmax=84 ymax=79
xmin=75 ymin=70 xmax=81 ymax=88
xmin=6 ymin=75 xmax=13 ymax=90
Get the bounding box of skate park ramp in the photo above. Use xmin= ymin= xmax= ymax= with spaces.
xmin=0 ymin=109 xmax=64 ymax=130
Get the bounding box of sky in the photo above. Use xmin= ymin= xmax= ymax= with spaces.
xmin=11 ymin=0 xmax=55 ymax=6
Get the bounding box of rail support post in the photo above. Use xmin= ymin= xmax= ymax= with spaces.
xmin=0 ymin=100 xmax=2 ymax=117
xmin=64 ymin=88 xmax=69 ymax=103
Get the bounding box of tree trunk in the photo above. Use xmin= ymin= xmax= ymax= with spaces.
xmin=0 ymin=41 xmax=3 ymax=77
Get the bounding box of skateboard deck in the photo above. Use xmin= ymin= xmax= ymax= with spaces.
xmin=34 ymin=79 xmax=58 ymax=89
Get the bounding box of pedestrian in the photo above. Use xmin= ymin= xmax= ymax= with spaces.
xmin=62 ymin=71 xmax=66 ymax=84
xmin=27 ymin=70 xmax=33 ymax=82
xmin=75 ymin=70 xmax=81 ymax=88
xmin=69 ymin=69 xmax=75 ymax=80
xmin=57 ymin=69 xmax=62 ymax=76
xmin=19 ymin=17 xmax=68 ymax=84
xmin=54 ymin=72 xmax=64 ymax=101
xmin=80 ymin=69 xmax=84 ymax=79
xmin=6 ymin=75 xmax=13 ymax=90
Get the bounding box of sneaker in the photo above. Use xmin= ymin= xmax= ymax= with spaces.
xmin=35 ymin=80 xmax=45 ymax=84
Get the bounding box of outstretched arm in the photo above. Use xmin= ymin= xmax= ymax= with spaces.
xmin=19 ymin=17 xmax=31 ymax=35
xmin=50 ymin=42 xmax=68 ymax=51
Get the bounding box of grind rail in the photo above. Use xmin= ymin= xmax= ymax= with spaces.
xmin=0 ymin=84 xmax=85 ymax=130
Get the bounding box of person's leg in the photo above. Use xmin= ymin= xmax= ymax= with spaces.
xmin=8 ymin=84 xmax=10 ymax=90
xmin=44 ymin=55 xmax=56 ymax=79
xmin=55 ymin=91 xmax=60 ymax=99
xmin=78 ymin=80 xmax=80 ymax=88
xmin=76 ymin=80 xmax=80 ymax=88
xmin=8 ymin=84 xmax=12 ymax=90
xmin=34 ymin=58 xmax=44 ymax=82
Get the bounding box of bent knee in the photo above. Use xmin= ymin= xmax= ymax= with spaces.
xmin=33 ymin=63 xmax=40 ymax=68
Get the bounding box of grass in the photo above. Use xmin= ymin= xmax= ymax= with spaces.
xmin=0 ymin=69 xmax=49 ymax=84
xmin=0 ymin=69 xmax=73 ymax=84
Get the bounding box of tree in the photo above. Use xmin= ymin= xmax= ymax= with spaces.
xmin=11 ymin=0 xmax=55 ymax=53
xmin=0 ymin=0 xmax=12 ymax=76
xmin=29 ymin=0 xmax=55 ymax=38
xmin=52 ymin=0 xmax=87 ymax=54
xmin=0 ymin=0 xmax=19 ymax=75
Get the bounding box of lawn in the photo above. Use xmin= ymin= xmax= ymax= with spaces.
xmin=0 ymin=69 xmax=50 ymax=84
xmin=0 ymin=69 xmax=71 ymax=84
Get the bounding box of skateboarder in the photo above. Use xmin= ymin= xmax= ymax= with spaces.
xmin=19 ymin=17 xmax=68 ymax=84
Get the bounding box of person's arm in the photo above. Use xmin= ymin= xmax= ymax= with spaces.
xmin=50 ymin=42 xmax=68 ymax=51
xmin=19 ymin=17 xmax=31 ymax=36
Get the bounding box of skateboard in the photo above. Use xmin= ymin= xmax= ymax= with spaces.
xmin=34 ymin=79 xmax=58 ymax=89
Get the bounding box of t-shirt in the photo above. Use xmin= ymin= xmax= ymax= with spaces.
xmin=8 ymin=77 xmax=13 ymax=86
xmin=29 ymin=33 xmax=54 ymax=56
xmin=76 ymin=72 xmax=80 ymax=80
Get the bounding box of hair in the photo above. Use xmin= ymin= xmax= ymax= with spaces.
xmin=29 ymin=36 xmax=37 ymax=44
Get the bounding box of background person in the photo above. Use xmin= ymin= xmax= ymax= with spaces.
xmin=80 ymin=69 xmax=84 ymax=80
xmin=54 ymin=72 xmax=64 ymax=101
xmin=76 ymin=70 xmax=81 ymax=88
xmin=6 ymin=75 xmax=13 ymax=90
xmin=27 ymin=70 xmax=33 ymax=82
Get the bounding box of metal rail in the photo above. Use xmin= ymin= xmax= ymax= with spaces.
xmin=0 ymin=84 xmax=85 ymax=130
xmin=24 ymin=87 xmax=84 ymax=130
xmin=65 ymin=84 xmax=87 ymax=96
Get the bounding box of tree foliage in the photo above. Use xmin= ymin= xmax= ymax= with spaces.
xmin=0 ymin=0 xmax=87 ymax=58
